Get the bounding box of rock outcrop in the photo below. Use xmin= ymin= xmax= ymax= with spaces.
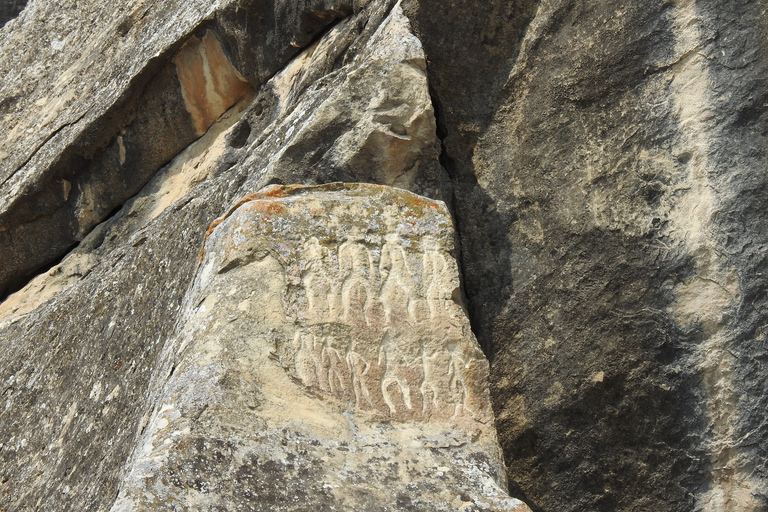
xmin=0 ymin=2 xmax=524 ymax=510
xmin=405 ymin=1 xmax=768 ymax=510
xmin=111 ymin=183 xmax=526 ymax=511
xmin=1 ymin=0 xmax=767 ymax=511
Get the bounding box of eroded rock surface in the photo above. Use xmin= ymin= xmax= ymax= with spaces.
xmin=0 ymin=0 xmax=351 ymax=296
xmin=404 ymin=0 xmax=768 ymax=510
xmin=2 ymin=0 xmax=768 ymax=510
xmin=111 ymin=183 xmax=528 ymax=511
xmin=0 ymin=2 xmax=524 ymax=510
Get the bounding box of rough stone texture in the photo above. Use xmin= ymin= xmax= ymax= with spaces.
xmin=0 ymin=2 xmax=525 ymax=510
xmin=404 ymin=0 xmax=768 ymax=510
xmin=2 ymin=0 xmax=768 ymax=510
xmin=0 ymin=0 xmax=353 ymax=297
xmin=111 ymin=183 xmax=528 ymax=511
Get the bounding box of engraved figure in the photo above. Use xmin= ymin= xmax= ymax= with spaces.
xmin=446 ymin=340 xmax=476 ymax=419
xmin=378 ymin=331 xmax=413 ymax=414
xmin=293 ymin=329 xmax=322 ymax=388
xmin=379 ymin=236 xmax=418 ymax=324
xmin=339 ymin=241 xmax=376 ymax=325
xmin=302 ymin=238 xmax=341 ymax=322
xmin=416 ymin=346 xmax=442 ymax=414
xmin=346 ymin=339 xmax=373 ymax=407
xmin=422 ymin=250 xmax=449 ymax=319
xmin=320 ymin=335 xmax=348 ymax=395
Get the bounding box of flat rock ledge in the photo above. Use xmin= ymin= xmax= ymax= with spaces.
xmin=111 ymin=183 xmax=531 ymax=512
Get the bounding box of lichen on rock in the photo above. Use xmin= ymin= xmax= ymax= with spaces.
xmin=111 ymin=183 xmax=529 ymax=512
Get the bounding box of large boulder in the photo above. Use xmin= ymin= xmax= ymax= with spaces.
xmin=404 ymin=0 xmax=768 ymax=510
xmin=111 ymin=183 xmax=527 ymax=511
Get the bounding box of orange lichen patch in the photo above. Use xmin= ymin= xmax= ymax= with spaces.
xmin=173 ymin=30 xmax=253 ymax=136
xmin=199 ymin=183 xmax=448 ymax=263
xmin=200 ymin=188 xmax=292 ymax=262
xmin=408 ymin=195 xmax=441 ymax=210
xmin=205 ymin=185 xmax=297 ymax=236
xmin=254 ymin=184 xmax=294 ymax=199
xmin=392 ymin=192 xmax=441 ymax=215
xmin=246 ymin=201 xmax=284 ymax=216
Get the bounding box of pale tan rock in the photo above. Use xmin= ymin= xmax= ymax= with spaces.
xmin=236 ymin=2 xmax=447 ymax=199
xmin=111 ymin=183 xmax=530 ymax=512
xmin=173 ymin=30 xmax=253 ymax=136
xmin=0 ymin=7 xmax=460 ymax=508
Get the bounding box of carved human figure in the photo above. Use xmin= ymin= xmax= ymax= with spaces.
xmin=416 ymin=346 xmax=442 ymax=414
xmin=338 ymin=241 xmax=376 ymax=325
xmin=345 ymin=339 xmax=373 ymax=407
xmin=302 ymin=238 xmax=341 ymax=322
xmin=446 ymin=340 xmax=476 ymax=419
xmin=293 ymin=329 xmax=322 ymax=388
xmin=320 ymin=335 xmax=348 ymax=395
xmin=422 ymin=250 xmax=449 ymax=319
xmin=378 ymin=331 xmax=413 ymax=414
xmin=379 ymin=235 xmax=418 ymax=324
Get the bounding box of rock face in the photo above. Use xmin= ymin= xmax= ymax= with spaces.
xmin=404 ymin=0 xmax=768 ymax=510
xmin=1 ymin=0 xmax=768 ymax=511
xmin=111 ymin=183 xmax=527 ymax=511
xmin=0 ymin=2 xmax=525 ymax=510
xmin=0 ymin=0 xmax=355 ymax=297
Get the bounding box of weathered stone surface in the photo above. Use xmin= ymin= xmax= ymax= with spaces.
xmin=404 ymin=0 xmax=768 ymax=510
xmin=0 ymin=0 xmax=352 ymax=296
xmin=111 ymin=183 xmax=528 ymax=511
xmin=3 ymin=0 xmax=768 ymax=509
xmin=0 ymin=2 xmax=526 ymax=510
xmin=172 ymin=29 xmax=253 ymax=137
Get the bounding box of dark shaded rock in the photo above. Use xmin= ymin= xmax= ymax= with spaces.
xmin=0 ymin=0 xmax=26 ymax=28
xmin=404 ymin=0 xmax=768 ymax=510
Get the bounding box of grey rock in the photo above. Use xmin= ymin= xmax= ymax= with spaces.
xmin=404 ymin=0 xmax=768 ymax=510
xmin=2 ymin=0 xmax=768 ymax=510
xmin=0 ymin=2 xmax=526 ymax=510
xmin=0 ymin=0 xmax=353 ymax=297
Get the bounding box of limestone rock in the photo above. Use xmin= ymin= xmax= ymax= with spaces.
xmin=3 ymin=0 xmax=768 ymax=509
xmin=111 ymin=183 xmax=528 ymax=511
xmin=0 ymin=1 xmax=526 ymax=510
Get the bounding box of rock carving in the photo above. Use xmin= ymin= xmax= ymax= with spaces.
xmin=202 ymin=183 xmax=492 ymax=423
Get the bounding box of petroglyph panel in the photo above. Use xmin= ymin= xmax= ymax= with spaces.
xmin=200 ymin=183 xmax=492 ymax=423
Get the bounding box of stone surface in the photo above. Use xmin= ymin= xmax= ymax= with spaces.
xmin=404 ymin=0 xmax=768 ymax=510
xmin=2 ymin=0 xmax=768 ymax=510
xmin=0 ymin=2 xmax=526 ymax=510
xmin=111 ymin=183 xmax=528 ymax=511
xmin=172 ymin=29 xmax=253 ymax=137
xmin=0 ymin=0 xmax=353 ymax=297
